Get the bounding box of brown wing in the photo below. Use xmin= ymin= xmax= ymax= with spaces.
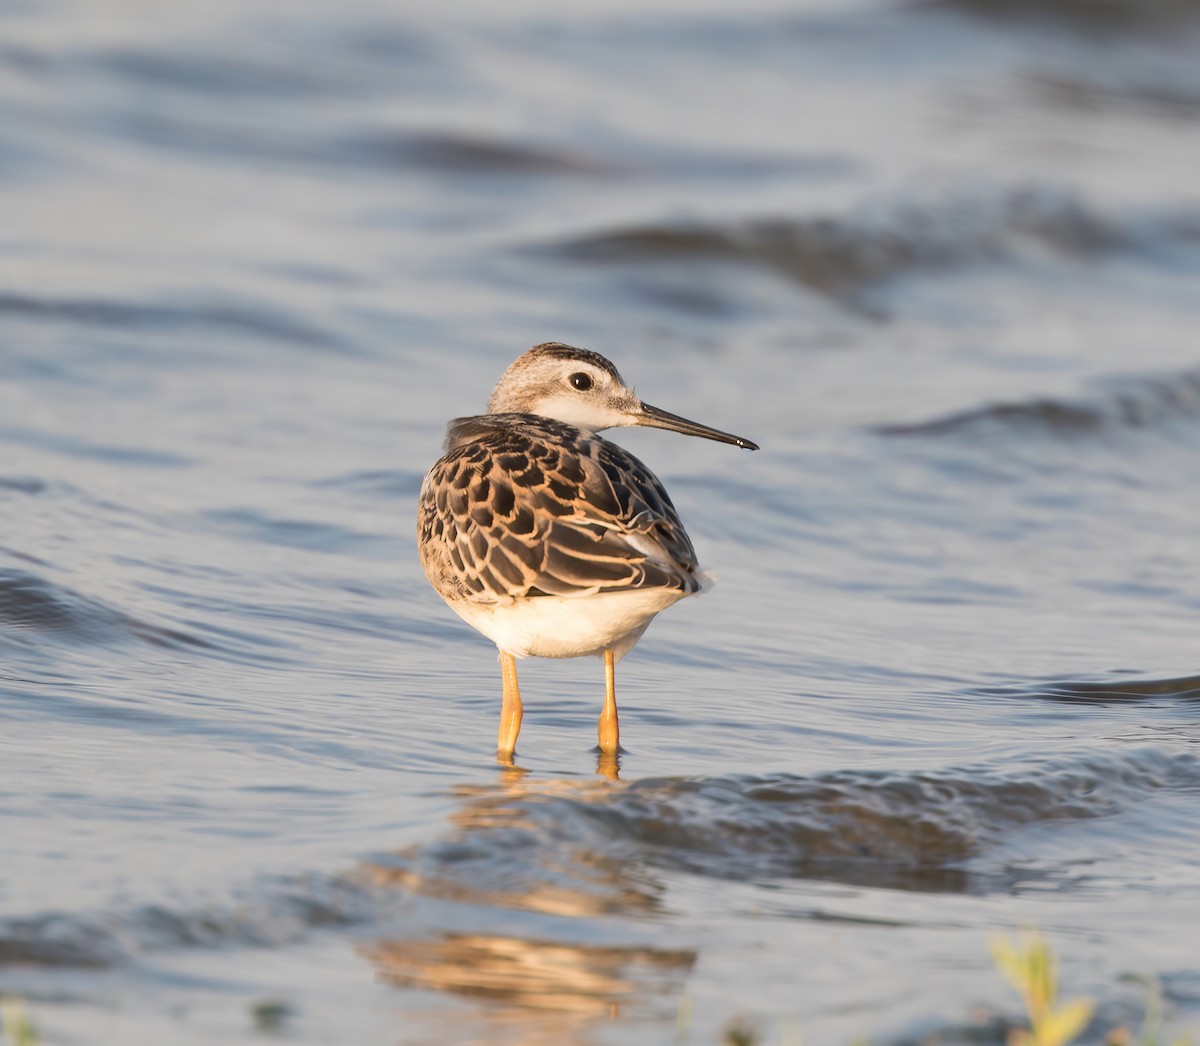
xmin=416 ymin=414 xmax=702 ymax=604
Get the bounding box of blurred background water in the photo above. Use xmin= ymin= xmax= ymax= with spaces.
xmin=3 ymin=0 xmax=1200 ymax=1043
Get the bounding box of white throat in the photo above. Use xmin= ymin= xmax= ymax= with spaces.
xmin=526 ymin=393 xmax=633 ymax=432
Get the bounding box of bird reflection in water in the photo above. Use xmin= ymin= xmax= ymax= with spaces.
xmin=357 ymin=768 xmax=693 ymax=1035
xmin=494 ymin=750 xmax=618 ymax=784
xmin=597 ymin=749 xmax=620 ymax=781
xmin=362 ymin=933 xmax=694 ymax=1015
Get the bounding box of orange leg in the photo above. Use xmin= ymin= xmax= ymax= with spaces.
xmin=498 ymin=650 xmax=523 ymax=762
xmin=598 ymin=648 xmax=620 ymax=755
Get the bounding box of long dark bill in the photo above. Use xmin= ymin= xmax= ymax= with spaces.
xmin=639 ymin=403 xmax=759 ymax=451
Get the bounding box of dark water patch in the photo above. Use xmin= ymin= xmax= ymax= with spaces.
xmin=585 ymin=752 xmax=1197 ymax=889
xmin=0 ymin=914 xmax=122 ymax=968
xmin=0 ymin=476 xmax=47 ymax=496
xmin=885 ymin=1014 xmax=1014 ymax=1046
xmin=1031 ymin=71 xmax=1200 ymax=121
xmin=535 ymin=185 xmax=1113 ymax=299
xmin=0 ymin=291 xmax=347 ymax=353
xmin=371 ymin=750 xmax=1198 ymax=910
xmin=975 ymin=671 xmax=1200 ymax=706
xmin=534 ymin=187 xmax=1200 ymax=304
xmin=0 ymin=546 xmax=50 ymax=570
xmin=635 ymin=144 xmax=853 ymax=182
xmin=346 ymin=128 xmax=850 ymax=182
xmin=928 ymin=0 xmax=1200 ymax=30
xmin=0 ymin=871 xmax=383 ymax=969
xmin=345 ymin=130 xmax=621 ymax=177
xmin=625 ymin=277 xmax=750 ymax=319
xmin=879 ymin=398 xmax=1109 ymax=439
xmin=0 ymin=569 xmax=211 ymax=653
xmin=169 ymin=619 xmax=299 ymax=662
xmin=876 ymin=368 xmax=1200 ymax=442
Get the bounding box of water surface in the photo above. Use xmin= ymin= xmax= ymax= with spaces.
xmin=3 ymin=0 xmax=1200 ymax=1043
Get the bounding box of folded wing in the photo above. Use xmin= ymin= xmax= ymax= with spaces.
xmin=417 ymin=414 xmax=702 ymax=603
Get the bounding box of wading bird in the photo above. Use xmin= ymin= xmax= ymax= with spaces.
xmin=417 ymin=343 xmax=757 ymax=762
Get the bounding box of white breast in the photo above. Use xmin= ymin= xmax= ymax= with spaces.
xmin=446 ymin=587 xmax=698 ymax=661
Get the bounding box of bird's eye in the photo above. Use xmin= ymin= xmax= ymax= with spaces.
xmin=569 ymin=372 xmax=593 ymax=391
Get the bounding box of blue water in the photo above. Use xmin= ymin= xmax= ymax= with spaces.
xmin=3 ymin=1 xmax=1200 ymax=1043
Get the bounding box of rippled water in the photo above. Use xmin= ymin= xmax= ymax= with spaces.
xmin=3 ymin=0 xmax=1200 ymax=1043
